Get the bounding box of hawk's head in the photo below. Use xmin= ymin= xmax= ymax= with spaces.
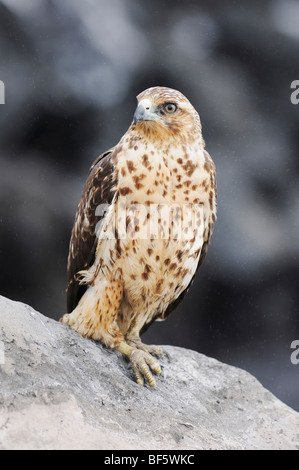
xmin=132 ymin=86 xmax=202 ymax=142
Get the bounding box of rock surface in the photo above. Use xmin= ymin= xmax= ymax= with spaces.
xmin=0 ymin=295 xmax=298 ymax=450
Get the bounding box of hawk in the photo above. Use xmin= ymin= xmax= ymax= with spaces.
xmin=61 ymin=86 xmax=217 ymax=387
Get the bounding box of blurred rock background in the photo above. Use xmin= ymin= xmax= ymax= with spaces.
xmin=0 ymin=0 xmax=298 ymax=410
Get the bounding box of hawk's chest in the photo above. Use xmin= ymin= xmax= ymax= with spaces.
xmin=113 ymin=141 xmax=207 ymax=313
xmin=115 ymin=140 xmax=207 ymax=206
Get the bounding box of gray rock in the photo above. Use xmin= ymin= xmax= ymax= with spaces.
xmin=0 ymin=295 xmax=298 ymax=450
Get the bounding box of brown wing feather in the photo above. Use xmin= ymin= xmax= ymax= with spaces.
xmin=66 ymin=148 xmax=117 ymax=313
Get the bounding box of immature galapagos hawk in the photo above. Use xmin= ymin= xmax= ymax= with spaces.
xmin=61 ymin=87 xmax=217 ymax=387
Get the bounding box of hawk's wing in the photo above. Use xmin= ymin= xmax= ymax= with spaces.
xmin=67 ymin=148 xmax=117 ymax=313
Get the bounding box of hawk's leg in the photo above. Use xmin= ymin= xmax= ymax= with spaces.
xmin=60 ymin=279 xmax=124 ymax=346
xmin=126 ymin=335 xmax=163 ymax=358
xmin=60 ymin=279 xmax=161 ymax=387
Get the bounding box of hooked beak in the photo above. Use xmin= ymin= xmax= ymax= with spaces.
xmin=133 ymin=99 xmax=157 ymax=125
xmin=133 ymin=104 xmax=145 ymax=125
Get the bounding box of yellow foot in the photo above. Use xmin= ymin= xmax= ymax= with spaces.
xmin=130 ymin=349 xmax=161 ymax=388
xmin=117 ymin=342 xmax=161 ymax=388
xmin=126 ymin=336 xmax=163 ymax=358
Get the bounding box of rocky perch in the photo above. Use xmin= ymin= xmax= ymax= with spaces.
xmin=0 ymin=295 xmax=298 ymax=450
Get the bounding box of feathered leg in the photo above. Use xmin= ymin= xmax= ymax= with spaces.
xmin=60 ymin=277 xmax=161 ymax=387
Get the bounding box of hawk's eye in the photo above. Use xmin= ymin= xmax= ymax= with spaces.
xmin=164 ymin=103 xmax=177 ymax=114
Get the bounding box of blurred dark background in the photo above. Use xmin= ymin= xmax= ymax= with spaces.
xmin=0 ymin=0 xmax=298 ymax=410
